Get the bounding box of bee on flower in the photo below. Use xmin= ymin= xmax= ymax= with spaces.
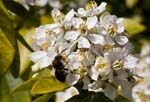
xmin=29 ymin=1 xmax=139 ymax=100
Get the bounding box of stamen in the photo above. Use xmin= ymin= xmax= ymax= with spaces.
xmin=112 ymin=59 xmax=123 ymax=70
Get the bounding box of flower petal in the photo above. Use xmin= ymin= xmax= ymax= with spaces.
xmin=64 ymin=9 xmax=75 ymax=22
xmin=66 ymin=73 xmax=80 ymax=85
xmin=87 ymin=34 xmax=105 ymax=45
xmin=124 ymin=55 xmax=138 ymax=69
xmin=96 ymin=2 xmax=107 ymax=14
xmin=115 ymin=36 xmax=128 ymax=45
xmin=78 ymin=36 xmax=90 ymax=48
xmin=29 ymin=51 xmax=47 ymax=62
xmin=64 ymin=31 xmax=80 ymax=41
xmin=89 ymin=66 xmax=99 ymax=81
xmin=105 ymin=84 xmax=117 ymax=99
xmin=86 ymin=16 xmax=98 ymax=29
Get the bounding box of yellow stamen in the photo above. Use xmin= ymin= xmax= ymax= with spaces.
xmin=112 ymin=59 xmax=123 ymax=70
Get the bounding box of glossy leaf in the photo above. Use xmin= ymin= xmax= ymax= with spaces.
xmin=66 ymin=92 xmax=112 ymax=102
xmin=6 ymin=72 xmax=31 ymax=102
xmin=33 ymin=93 xmax=54 ymax=102
xmin=2 ymin=0 xmax=29 ymax=18
xmin=31 ymin=77 xmax=68 ymax=94
xmin=0 ymin=77 xmax=13 ymax=102
xmin=123 ymin=18 xmax=146 ymax=35
xmin=0 ymin=29 xmax=14 ymax=76
xmin=66 ymin=91 xmax=93 ymax=102
xmin=0 ymin=7 xmax=20 ymax=78
xmin=17 ymin=32 xmax=33 ymax=52
xmin=11 ymin=78 xmax=37 ymax=93
xmin=115 ymin=95 xmax=132 ymax=102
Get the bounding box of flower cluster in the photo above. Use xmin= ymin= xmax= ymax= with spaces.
xmin=29 ymin=1 xmax=138 ymax=99
xmin=132 ymin=41 xmax=150 ymax=102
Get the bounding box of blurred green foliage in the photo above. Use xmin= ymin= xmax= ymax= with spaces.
xmin=0 ymin=0 xmax=150 ymax=102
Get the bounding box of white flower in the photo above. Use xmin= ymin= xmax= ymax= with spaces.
xmin=87 ymin=34 xmax=105 ymax=45
xmin=29 ymin=46 xmax=58 ymax=69
xmin=86 ymin=16 xmax=98 ymax=29
xmin=29 ymin=1 xmax=139 ymax=100
xmin=77 ymin=1 xmax=106 ymax=17
xmin=89 ymin=56 xmax=110 ymax=81
xmin=66 ymin=73 xmax=80 ymax=86
xmin=56 ymin=86 xmax=79 ymax=102
xmin=77 ymin=36 xmax=90 ymax=48
xmin=104 ymin=84 xmax=117 ymax=99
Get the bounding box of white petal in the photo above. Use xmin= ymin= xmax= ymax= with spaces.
xmin=72 ymin=18 xmax=83 ymax=28
xmin=115 ymin=36 xmax=128 ymax=45
xmin=88 ymin=80 xmax=103 ymax=92
xmin=77 ymin=8 xmax=87 ymax=17
xmin=96 ymin=2 xmax=107 ymax=14
xmin=64 ymin=31 xmax=80 ymax=41
xmin=122 ymin=43 xmax=133 ymax=57
xmin=124 ymin=55 xmax=138 ymax=69
xmin=31 ymin=63 xmax=40 ymax=72
xmin=105 ymin=84 xmax=117 ymax=99
xmin=64 ymin=9 xmax=75 ymax=22
xmin=29 ymin=51 xmax=47 ymax=62
xmin=39 ymin=56 xmax=51 ymax=68
xmin=89 ymin=66 xmax=99 ymax=81
xmin=121 ymin=80 xmax=132 ymax=98
xmin=105 ymin=36 xmax=115 ymax=46
xmin=78 ymin=36 xmax=90 ymax=48
xmin=86 ymin=16 xmax=98 ymax=29
xmin=66 ymin=73 xmax=80 ymax=86
xmin=83 ymin=76 xmax=91 ymax=89
xmin=117 ymin=25 xmax=124 ymax=33
xmin=88 ymin=34 xmax=105 ymax=45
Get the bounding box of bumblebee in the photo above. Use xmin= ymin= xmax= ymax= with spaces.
xmin=52 ymin=55 xmax=68 ymax=82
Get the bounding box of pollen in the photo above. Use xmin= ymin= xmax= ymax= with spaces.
xmin=42 ymin=42 xmax=50 ymax=51
xmin=112 ymin=59 xmax=124 ymax=70
xmin=103 ymin=44 xmax=113 ymax=51
xmin=85 ymin=1 xmax=97 ymax=11
xmin=76 ymin=66 xmax=87 ymax=76
xmin=96 ymin=61 xmax=106 ymax=69
xmin=77 ymin=51 xmax=86 ymax=62
xmin=45 ymin=30 xmax=56 ymax=35
xmin=80 ymin=23 xmax=87 ymax=34
xmin=107 ymin=24 xmax=117 ymax=37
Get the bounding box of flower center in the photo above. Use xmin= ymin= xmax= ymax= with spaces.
xmin=76 ymin=66 xmax=87 ymax=76
xmin=52 ymin=9 xmax=64 ymax=23
xmin=112 ymin=59 xmax=123 ymax=70
xmin=85 ymin=1 xmax=97 ymax=11
xmin=80 ymin=23 xmax=88 ymax=34
xmin=103 ymin=44 xmax=113 ymax=51
xmin=77 ymin=51 xmax=86 ymax=62
xmin=107 ymin=24 xmax=117 ymax=37
xmin=96 ymin=61 xmax=107 ymax=69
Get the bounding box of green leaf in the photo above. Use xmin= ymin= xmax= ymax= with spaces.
xmin=93 ymin=92 xmax=112 ymax=102
xmin=17 ymin=32 xmax=33 ymax=52
xmin=66 ymin=91 xmax=93 ymax=102
xmin=2 ymin=0 xmax=29 ymax=18
xmin=33 ymin=93 xmax=54 ymax=102
xmin=6 ymin=72 xmax=31 ymax=102
xmin=0 ymin=7 xmax=20 ymax=78
xmin=66 ymin=92 xmax=112 ymax=102
xmin=31 ymin=77 xmax=68 ymax=94
xmin=0 ymin=77 xmax=13 ymax=102
xmin=0 ymin=29 xmax=15 ymax=76
xmin=123 ymin=18 xmax=146 ymax=35
xmin=115 ymin=95 xmax=132 ymax=102
xmin=11 ymin=78 xmax=37 ymax=93
xmin=0 ymin=0 xmax=8 ymax=14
